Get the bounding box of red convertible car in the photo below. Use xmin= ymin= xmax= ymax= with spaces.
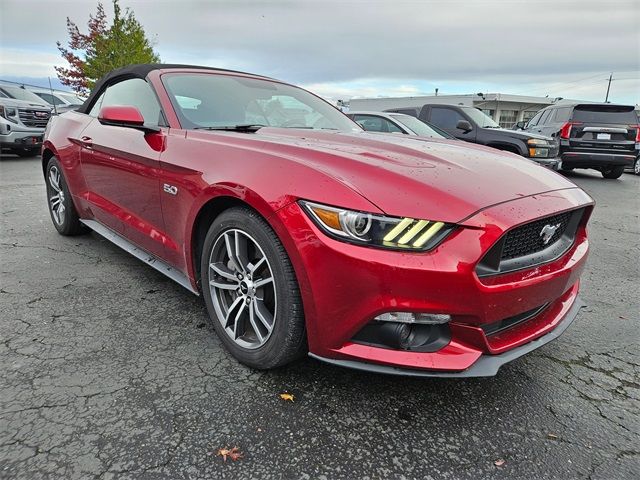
xmin=42 ymin=64 xmax=594 ymax=377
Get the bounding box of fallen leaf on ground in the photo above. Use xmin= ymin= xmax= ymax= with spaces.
xmin=217 ymin=446 xmax=243 ymax=462
xmin=547 ymin=433 xmax=558 ymax=439
xmin=494 ymin=459 xmax=506 ymax=467
xmin=279 ymin=392 xmax=295 ymax=402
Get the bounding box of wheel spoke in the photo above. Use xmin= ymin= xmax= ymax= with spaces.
xmin=49 ymin=169 xmax=61 ymax=192
xmin=50 ymin=195 xmax=61 ymax=208
xmin=253 ymin=299 xmax=274 ymax=332
xmin=249 ymin=255 xmax=266 ymax=273
xmin=254 ymin=276 xmax=273 ymax=288
xmin=248 ymin=303 xmax=265 ymax=343
xmin=234 ymin=231 xmax=250 ymax=273
xmin=224 ymin=232 xmax=243 ymax=273
xmin=224 ymin=296 xmax=244 ymax=329
xmin=209 ymin=280 xmax=238 ymax=290
xmin=210 ymin=262 xmax=237 ymax=281
xmin=232 ymin=302 xmax=247 ymax=339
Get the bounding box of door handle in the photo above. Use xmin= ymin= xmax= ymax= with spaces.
xmin=80 ymin=136 xmax=93 ymax=149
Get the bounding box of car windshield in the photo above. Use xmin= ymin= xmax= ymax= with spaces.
xmin=60 ymin=93 xmax=84 ymax=105
xmin=461 ymin=107 xmax=500 ymax=128
xmin=390 ymin=114 xmax=446 ymax=138
xmin=162 ymin=73 xmax=361 ymax=131
xmin=0 ymin=85 xmax=47 ymax=104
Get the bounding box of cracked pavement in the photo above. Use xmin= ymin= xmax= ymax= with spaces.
xmin=1 ymin=155 xmax=638 ymax=479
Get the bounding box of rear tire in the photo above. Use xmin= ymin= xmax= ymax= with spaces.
xmin=45 ymin=156 xmax=87 ymax=235
xmin=199 ymin=206 xmax=306 ymax=369
xmin=634 ymin=159 xmax=640 ymax=176
xmin=601 ymin=166 xmax=624 ymax=179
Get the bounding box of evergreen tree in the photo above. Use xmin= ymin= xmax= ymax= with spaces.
xmin=56 ymin=0 xmax=160 ymax=95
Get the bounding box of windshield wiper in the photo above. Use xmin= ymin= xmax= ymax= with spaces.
xmin=194 ymin=124 xmax=265 ymax=132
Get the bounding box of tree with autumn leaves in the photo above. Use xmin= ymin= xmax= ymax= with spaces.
xmin=56 ymin=0 xmax=159 ymax=95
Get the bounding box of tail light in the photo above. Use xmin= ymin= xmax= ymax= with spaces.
xmin=560 ymin=122 xmax=582 ymax=139
xmin=629 ymin=124 xmax=640 ymax=142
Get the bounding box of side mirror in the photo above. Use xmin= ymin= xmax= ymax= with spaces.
xmin=98 ymin=106 xmax=160 ymax=134
xmin=514 ymin=121 xmax=527 ymax=130
xmin=456 ymin=120 xmax=473 ymax=132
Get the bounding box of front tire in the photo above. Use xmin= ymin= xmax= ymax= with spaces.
xmin=601 ymin=166 xmax=624 ymax=179
xmin=200 ymin=207 xmax=306 ymax=369
xmin=45 ymin=156 xmax=86 ymax=235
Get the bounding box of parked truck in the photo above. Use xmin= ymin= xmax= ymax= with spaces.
xmin=0 ymin=97 xmax=51 ymax=157
xmin=386 ymin=104 xmax=560 ymax=168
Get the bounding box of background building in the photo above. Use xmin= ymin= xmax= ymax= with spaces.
xmin=347 ymin=93 xmax=582 ymax=128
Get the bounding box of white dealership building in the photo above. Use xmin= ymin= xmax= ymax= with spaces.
xmin=347 ymin=93 xmax=580 ymax=128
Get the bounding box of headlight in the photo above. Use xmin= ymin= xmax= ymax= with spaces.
xmin=529 ymin=147 xmax=550 ymax=158
xmin=0 ymin=105 xmax=18 ymax=120
xmin=299 ymin=200 xmax=454 ymax=251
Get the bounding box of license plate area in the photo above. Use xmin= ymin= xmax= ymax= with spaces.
xmin=596 ymin=133 xmax=611 ymax=140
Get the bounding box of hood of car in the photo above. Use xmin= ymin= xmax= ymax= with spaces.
xmin=0 ymin=97 xmax=51 ymax=110
xmin=487 ymin=127 xmax=554 ymax=142
xmin=194 ymin=128 xmax=578 ymax=223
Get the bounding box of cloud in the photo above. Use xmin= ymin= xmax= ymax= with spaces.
xmin=1 ymin=0 xmax=638 ymax=103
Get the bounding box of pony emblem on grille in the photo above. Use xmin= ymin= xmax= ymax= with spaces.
xmin=540 ymin=223 xmax=561 ymax=245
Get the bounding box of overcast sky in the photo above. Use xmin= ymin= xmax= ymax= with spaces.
xmin=1 ymin=0 xmax=638 ymax=104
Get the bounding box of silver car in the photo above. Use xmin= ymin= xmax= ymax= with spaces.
xmin=347 ymin=111 xmax=455 ymax=139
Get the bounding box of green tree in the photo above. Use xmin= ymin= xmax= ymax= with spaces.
xmin=56 ymin=0 xmax=160 ymax=95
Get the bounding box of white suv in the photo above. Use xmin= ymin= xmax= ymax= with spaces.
xmin=0 ymin=97 xmax=51 ymax=157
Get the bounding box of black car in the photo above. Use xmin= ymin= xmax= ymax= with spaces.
xmin=522 ymin=103 xmax=639 ymax=179
xmin=386 ymin=104 xmax=560 ymax=168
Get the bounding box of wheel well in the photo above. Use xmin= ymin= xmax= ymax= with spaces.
xmin=486 ymin=143 xmax=521 ymax=155
xmin=191 ymin=196 xmax=256 ymax=284
xmin=42 ymin=148 xmax=54 ymax=174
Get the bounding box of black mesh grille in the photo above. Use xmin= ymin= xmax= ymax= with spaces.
xmin=501 ymin=211 xmax=573 ymax=260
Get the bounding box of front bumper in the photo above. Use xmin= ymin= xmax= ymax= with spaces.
xmin=0 ymin=129 xmax=44 ymax=149
xmin=310 ymin=295 xmax=583 ymax=377
xmin=532 ymin=157 xmax=562 ymax=170
xmin=277 ymin=187 xmax=593 ymax=376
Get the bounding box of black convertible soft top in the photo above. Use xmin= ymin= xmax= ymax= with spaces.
xmin=77 ymin=63 xmax=268 ymax=114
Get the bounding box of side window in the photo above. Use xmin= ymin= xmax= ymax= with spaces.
xmin=353 ymin=114 xmax=385 ymax=132
xmin=527 ymin=110 xmax=544 ymax=127
xmin=553 ymin=107 xmax=571 ymax=123
xmin=538 ymin=109 xmax=552 ymax=125
xmin=382 ymin=118 xmax=404 ymax=133
xmin=99 ymin=78 xmax=162 ymax=125
xmin=429 ymin=107 xmax=465 ymax=129
xmin=88 ymin=92 xmax=106 ymax=117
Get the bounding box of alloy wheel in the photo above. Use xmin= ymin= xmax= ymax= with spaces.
xmin=48 ymin=166 xmax=66 ymax=226
xmin=207 ymin=228 xmax=277 ymax=349
xmin=635 ymin=160 xmax=640 ymax=175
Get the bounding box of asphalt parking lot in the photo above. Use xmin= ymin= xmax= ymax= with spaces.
xmin=1 ymin=155 xmax=638 ymax=479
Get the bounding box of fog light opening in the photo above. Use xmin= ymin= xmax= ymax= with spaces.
xmin=352 ymin=313 xmax=452 ymax=353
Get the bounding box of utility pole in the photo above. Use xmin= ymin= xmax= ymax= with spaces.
xmin=605 ymin=73 xmax=613 ymax=103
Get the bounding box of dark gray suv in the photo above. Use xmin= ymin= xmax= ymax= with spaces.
xmin=522 ymin=103 xmax=639 ymax=179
